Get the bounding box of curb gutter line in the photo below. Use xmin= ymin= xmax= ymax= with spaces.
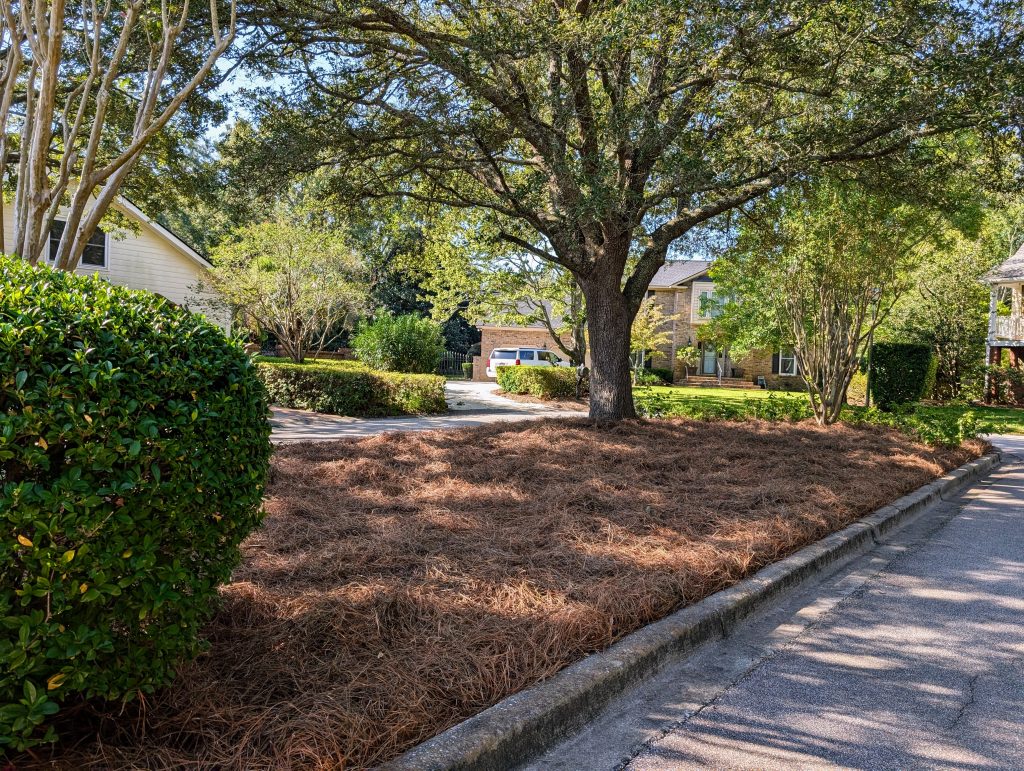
xmin=386 ymin=451 xmax=1001 ymax=771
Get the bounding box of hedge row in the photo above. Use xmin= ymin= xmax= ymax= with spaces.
xmin=0 ymin=256 xmax=271 ymax=750
xmin=869 ymin=342 xmax=936 ymax=410
xmin=257 ymin=358 xmax=447 ymax=416
xmin=496 ymin=366 xmax=581 ymax=399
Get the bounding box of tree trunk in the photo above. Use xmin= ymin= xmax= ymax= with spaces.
xmin=579 ymin=270 xmax=636 ymax=421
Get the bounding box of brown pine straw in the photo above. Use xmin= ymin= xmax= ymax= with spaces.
xmin=39 ymin=418 xmax=981 ymax=770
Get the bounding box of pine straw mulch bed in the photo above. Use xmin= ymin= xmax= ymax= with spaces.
xmin=46 ymin=418 xmax=981 ymax=770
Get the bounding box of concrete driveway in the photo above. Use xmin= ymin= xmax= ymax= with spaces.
xmin=530 ymin=435 xmax=1024 ymax=770
xmin=270 ymin=380 xmax=584 ymax=442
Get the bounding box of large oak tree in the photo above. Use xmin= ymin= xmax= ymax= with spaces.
xmin=240 ymin=0 xmax=1021 ymax=419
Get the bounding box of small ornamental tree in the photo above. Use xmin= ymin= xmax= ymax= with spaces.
xmin=629 ymin=297 xmax=678 ymax=382
xmin=0 ymin=257 xmax=271 ymax=750
xmin=202 ymin=219 xmax=367 ymax=363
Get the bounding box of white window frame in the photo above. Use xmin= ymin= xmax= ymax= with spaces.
xmin=691 ymin=281 xmax=716 ymax=323
xmin=778 ymin=349 xmax=798 ymax=376
xmin=48 ymin=220 xmax=109 ymax=269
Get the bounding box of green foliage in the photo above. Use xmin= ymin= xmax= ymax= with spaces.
xmin=351 ymin=313 xmax=445 ymax=374
xmin=869 ymin=343 xmax=936 ymax=410
xmin=846 ymin=370 xmax=869 ymax=407
xmin=651 ymin=367 xmax=674 ymax=384
xmin=257 ymin=358 xmax=447 ymax=415
xmin=633 ymin=370 xmax=667 ymax=386
xmin=635 ymin=390 xmax=812 ymax=422
xmin=496 ymin=366 xmax=580 ymax=399
xmin=847 ymin=405 xmax=991 ymax=447
xmin=0 ymin=257 xmax=271 ymax=751
xmin=461 ymin=361 xmax=474 ymax=379
xmin=203 ymin=216 xmax=366 ymax=363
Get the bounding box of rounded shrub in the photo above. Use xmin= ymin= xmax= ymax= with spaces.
xmin=868 ymin=342 xmax=935 ymax=411
xmin=351 ymin=313 xmax=444 ymax=373
xmin=0 ymin=257 xmax=271 ymax=750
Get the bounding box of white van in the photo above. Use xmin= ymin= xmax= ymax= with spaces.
xmin=485 ymin=347 xmax=571 ymax=378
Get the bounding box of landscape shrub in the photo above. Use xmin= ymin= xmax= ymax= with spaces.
xmin=257 ymin=357 xmax=447 ymax=415
xmin=634 ymin=391 xmax=813 ymax=422
xmin=846 ymin=371 xmax=868 ymax=406
xmin=351 ymin=313 xmax=444 ymax=373
xmin=847 ymin=405 xmax=990 ymax=447
xmin=496 ymin=366 xmax=581 ymax=399
xmin=868 ymin=342 xmax=935 ymax=410
xmin=461 ymin=361 xmax=474 ymax=379
xmin=633 ymin=370 xmax=665 ymax=386
xmin=0 ymin=257 xmax=272 ymax=751
xmin=987 ymin=365 xmax=1024 ymax=406
xmin=651 ymin=367 xmax=674 ymax=384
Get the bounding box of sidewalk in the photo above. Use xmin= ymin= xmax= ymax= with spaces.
xmin=530 ymin=435 xmax=1024 ymax=770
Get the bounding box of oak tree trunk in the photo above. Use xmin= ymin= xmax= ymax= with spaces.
xmin=579 ymin=270 xmax=637 ymax=421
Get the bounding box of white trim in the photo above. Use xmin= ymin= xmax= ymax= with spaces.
xmin=115 ymin=197 xmax=213 ymax=270
xmin=778 ymin=349 xmax=798 ymax=376
xmin=691 ymin=281 xmax=715 ymax=323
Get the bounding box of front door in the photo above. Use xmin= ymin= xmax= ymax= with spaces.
xmin=702 ymin=344 xmax=718 ymax=375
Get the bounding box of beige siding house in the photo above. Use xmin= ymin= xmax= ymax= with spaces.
xmin=3 ymin=198 xmax=227 ymax=330
xmin=477 ymin=260 xmax=798 ymax=388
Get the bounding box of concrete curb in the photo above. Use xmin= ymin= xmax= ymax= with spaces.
xmin=386 ymin=451 xmax=1001 ymax=771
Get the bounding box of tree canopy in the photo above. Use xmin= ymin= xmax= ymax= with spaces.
xmin=230 ymin=0 xmax=1022 ymax=418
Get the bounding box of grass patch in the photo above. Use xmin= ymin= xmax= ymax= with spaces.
xmin=47 ymin=419 xmax=981 ymax=768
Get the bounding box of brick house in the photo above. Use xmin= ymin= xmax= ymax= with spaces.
xmin=476 ymin=260 xmax=800 ymax=387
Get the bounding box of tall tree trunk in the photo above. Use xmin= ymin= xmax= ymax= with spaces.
xmin=579 ymin=269 xmax=636 ymax=421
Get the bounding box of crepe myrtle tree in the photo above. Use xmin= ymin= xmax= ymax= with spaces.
xmin=0 ymin=0 xmax=236 ymax=270
xmin=710 ymin=179 xmax=950 ymax=425
xmin=238 ymin=0 xmax=1020 ymax=419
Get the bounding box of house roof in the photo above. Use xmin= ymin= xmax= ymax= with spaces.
xmin=479 ymin=298 xmax=559 ymax=329
xmin=985 ymin=242 xmax=1024 ymax=284
xmin=649 ymin=259 xmax=711 ymax=288
xmin=116 ymin=197 xmax=213 ymax=271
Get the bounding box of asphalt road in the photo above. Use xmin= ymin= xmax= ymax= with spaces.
xmin=529 ymin=435 xmax=1024 ymax=770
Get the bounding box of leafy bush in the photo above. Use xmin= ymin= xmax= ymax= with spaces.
xmin=847 ymin=405 xmax=990 ymax=447
xmin=257 ymin=357 xmax=447 ymax=415
xmin=846 ymin=370 xmax=868 ymax=406
xmin=351 ymin=313 xmax=444 ymax=373
xmin=461 ymin=361 xmax=474 ymax=379
xmin=651 ymin=367 xmax=674 ymax=384
xmin=634 ymin=391 xmax=812 ymax=422
xmin=869 ymin=342 xmax=935 ymax=410
xmin=0 ymin=257 xmax=271 ymax=751
xmin=496 ymin=366 xmax=581 ymax=399
xmin=633 ymin=370 xmax=666 ymax=386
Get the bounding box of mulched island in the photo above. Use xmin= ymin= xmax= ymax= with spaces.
xmin=49 ymin=418 xmax=981 ymax=769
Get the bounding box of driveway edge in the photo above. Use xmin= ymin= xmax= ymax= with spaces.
xmin=386 ymin=451 xmax=1001 ymax=771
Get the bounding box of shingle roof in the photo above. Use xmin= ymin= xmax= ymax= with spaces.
xmin=985 ymin=242 xmax=1024 ymax=284
xmin=649 ymin=259 xmax=711 ymax=288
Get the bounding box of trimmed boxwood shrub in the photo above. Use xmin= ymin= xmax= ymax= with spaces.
xmin=496 ymin=366 xmax=581 ymax=399
xmin=650 ymin=367 xmax=674 ymax=384
xmin=0 ymin=257 xmax=271 ymax=750
xmin=461 ymin=361 xmax=474 ymax=379
xmin=257 ymin=358 xmax=447 ymax=415
xmin=351 ymin=313 xmax=444 ymax=373
xmin=869 ymin=343 xmax=936 ymax=411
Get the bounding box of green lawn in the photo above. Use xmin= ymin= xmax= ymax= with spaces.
xmin=635 ymin=384 xmax=1024 ymax=435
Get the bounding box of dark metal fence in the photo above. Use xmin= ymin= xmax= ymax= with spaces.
xmin=438 ymin=350 xmax=472 ymax=376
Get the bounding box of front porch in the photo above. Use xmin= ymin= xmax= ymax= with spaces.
xmin=984 ymin=244 xmax=1024 ymax=403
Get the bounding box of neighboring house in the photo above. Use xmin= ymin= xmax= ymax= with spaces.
xmin=983 ymin=242 xmax=1024 ymax=399
xmin=474 ymin=299 xmax=578 ymax=382
xmin=476 ymin=260 xmax=800 ymax=387
xmin=2 ymin=198 xmax=227 ymax=330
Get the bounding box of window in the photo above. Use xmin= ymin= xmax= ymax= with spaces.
xmin=692 ymin=282 xmax=724 ymax=321
xmin=490 ymin=349 xmax=516 ymax=360
xmin=49 ymin=220 xmax=106 ymax=267
xmin=779 ymin=349 xmax=797 ymax=376
xmin=518 ymin=350 xmax=535 ymax=361
xmin=540 ymin=351 xmax=562 ymax=365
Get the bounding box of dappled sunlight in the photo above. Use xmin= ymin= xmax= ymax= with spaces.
xmin=53 ymin=418 xmax=977 ymax=769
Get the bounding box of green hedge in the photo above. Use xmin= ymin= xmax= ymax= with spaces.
xmin=0 ymin=257 xmax=271 ymax=751
xmin=496 ymin=366 xmax=580 ymax=399
xmin=257 ymin=357 xmax=447 ymax=416
xmin=869 ymin=343 xmax=936 ymax=411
